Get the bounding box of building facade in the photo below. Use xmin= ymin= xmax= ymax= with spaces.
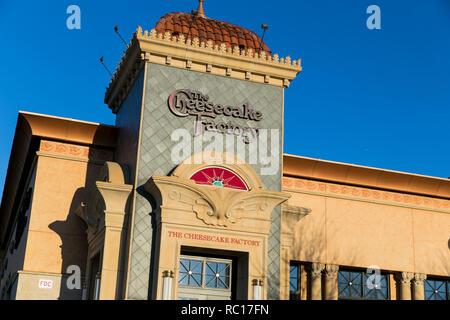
xmin=0 ymin=2 xmax=449 ymax=300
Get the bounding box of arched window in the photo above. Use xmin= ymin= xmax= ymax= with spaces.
xmin=189 ymin=167 xmax=248 ymax=191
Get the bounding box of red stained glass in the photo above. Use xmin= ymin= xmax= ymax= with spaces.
xmin=190 ymin=167 xmax=248 ymax=191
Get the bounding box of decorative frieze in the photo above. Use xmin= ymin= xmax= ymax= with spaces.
xmin=283 ymin=177 xmax=450 ymax=212
xmin=39 ymin=140 xmax=113 ymax=162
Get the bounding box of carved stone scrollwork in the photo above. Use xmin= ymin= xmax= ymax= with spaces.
xmin=325 ymin=264 xmax=339 ymax=279
xmin=147 ymin=175 xmax=289 ymax=228
xmin=396 ymin=272 xmax=414 ymax=285
xmin=413 ymin=273 xmax=427 ymax=286
xmin=311 ymin=262 xmax=325 ymax=280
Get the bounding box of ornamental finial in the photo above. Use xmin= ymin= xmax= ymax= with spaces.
xmin=197 ymin=0 xmax=206 ymax=18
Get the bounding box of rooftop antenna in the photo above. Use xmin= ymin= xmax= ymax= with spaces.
xmin=114 ymin=25 xmax=129 ymax=48
xmin=258 ymin=24 xmax=269 ymax=54
xmin=99 ymin=56 xmax=113 ymax=78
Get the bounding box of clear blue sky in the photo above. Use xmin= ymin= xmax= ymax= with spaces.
xmin=1 ymin=0 xmax=449 ymax=196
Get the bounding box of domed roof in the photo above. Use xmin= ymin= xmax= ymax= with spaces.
xmin=154 ymin=11 xmax=272 ymax=57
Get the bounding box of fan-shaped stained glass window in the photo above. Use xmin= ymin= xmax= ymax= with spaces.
xmin=190 ymin=167 xmax=248 ymax=191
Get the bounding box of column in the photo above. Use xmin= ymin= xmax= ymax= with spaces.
xmin=310 ymin=263 xmax=325 ymax=300
xmin=97 ymin=181 xmax=133 ymax=300
xmin=324 ymin=264 xmax=339 ymax=300
xmin=396 ymin=272 xmax=414 ymax=300
xmin=412 ymin=273 xmax=427 ymax=300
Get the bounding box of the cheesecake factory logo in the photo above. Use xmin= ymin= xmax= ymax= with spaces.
xmin=168 ymin=89 xmax=263 ymax=143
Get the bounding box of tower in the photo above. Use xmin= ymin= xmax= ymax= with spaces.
xmin=102 ymin=1 xmax=302 ymax=300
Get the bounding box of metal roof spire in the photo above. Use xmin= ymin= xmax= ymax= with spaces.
xmin=197 ymin=0 xmax=206 ymax=18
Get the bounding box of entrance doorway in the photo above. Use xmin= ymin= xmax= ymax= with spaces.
xmin=178 ymin=255 xmax=232 ymax=300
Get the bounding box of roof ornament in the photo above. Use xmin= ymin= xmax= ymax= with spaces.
xmin=196 ymin=0 xmax=206 ymax=18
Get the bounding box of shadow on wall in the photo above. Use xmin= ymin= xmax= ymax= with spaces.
xmin=135 ymin=184 xmax=159 ymax=300
xmin=47 ymin=129 xmax=115 ymax=300
xmin=48 ymin=188 xmax=89 ymax=300
xmin=286 ymin=207 xmax=359 ymax=299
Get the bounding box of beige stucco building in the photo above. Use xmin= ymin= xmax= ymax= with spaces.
xmin=0 ymin=2 xmax=449 ymax=301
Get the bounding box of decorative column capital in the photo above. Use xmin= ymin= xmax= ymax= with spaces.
xmin=413 ymin=273 xmax=427 ymax=286
xmin=396 ymin=272 xmax=414 ymax=285
xmin=311 ymin=263 xmax=325 ymax=279
xmin=325 ymin=264 xmax=339 ymax=279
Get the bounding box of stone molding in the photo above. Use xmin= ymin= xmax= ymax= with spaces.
xmin=280 ymin=205 xmax=310 ymax=247
xmin=281 ymin=205 xmax=311 ymax=234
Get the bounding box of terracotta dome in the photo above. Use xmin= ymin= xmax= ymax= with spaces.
xmin=154 ymin=12 xmax=272 ymax=57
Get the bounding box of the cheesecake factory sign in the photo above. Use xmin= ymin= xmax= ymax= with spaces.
xmin=168 ymin=89 xmax=263 ymax=143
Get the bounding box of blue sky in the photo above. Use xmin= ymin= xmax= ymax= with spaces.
xmin=0 ymin=0 xmax=449 ymax=196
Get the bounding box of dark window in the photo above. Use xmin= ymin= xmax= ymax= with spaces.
xmin=289 ymin=264 xmax=301 ymax=300
xmin=338 ymin=269 xmax=389 ymax=300
xmin=425 ymin=278 xmax=450 ymax=300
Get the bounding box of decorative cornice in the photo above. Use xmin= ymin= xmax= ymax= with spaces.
xmin=105 ymin=26 xmax=302 ymax=113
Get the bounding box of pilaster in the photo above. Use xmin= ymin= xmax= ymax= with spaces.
xmin=324 ymin=264 xmax=339 ymax=300
xmin=395 ymin=272 xmax=414 ymax=300
xmin=412 ymin=273 xmax=427 ymax=300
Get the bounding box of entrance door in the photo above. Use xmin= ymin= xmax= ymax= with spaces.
xmin=178 ymin=255 xmax=232 ymax=300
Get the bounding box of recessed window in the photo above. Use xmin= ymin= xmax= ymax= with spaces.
xmin=425 ymin=278 xmax=449 ymax=300
xmin=338 ymin=269 xmax=389 ymax=300
xmin=289 ymin=264 xmax=301 ymax=300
